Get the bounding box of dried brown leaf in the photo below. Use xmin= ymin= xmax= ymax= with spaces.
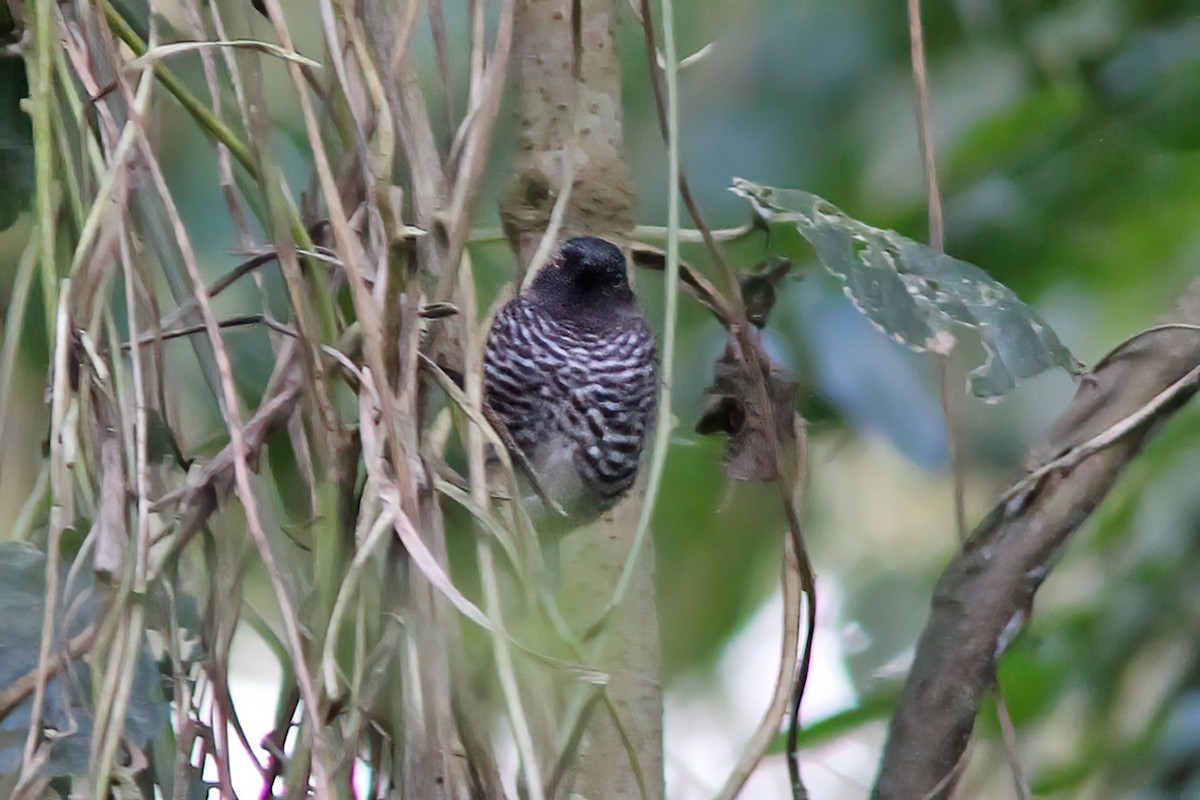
xmin=696 ymin=332 xmax=798 ymax=482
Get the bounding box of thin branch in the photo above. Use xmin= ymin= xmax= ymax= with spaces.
xmin=712 ymin=534 xmax=803 ymax=800
xmin=469 ymin=222 xmax=755 ymax=246
xmin=907 ymin=0 xmax=943 ymax=251
xmin=89 ymin=58 xmax=160 ymax=785
xmin=907 ymin=0 xmax=966 ymax=547
xmin=519 ymin=153 xmax=576 ymax=290
xmin=937 ymin=357 xmax=967 ymax=541
xmin=419 ymin=351 xmax=566 ymax=516
xmin=260 ymin=0 xmax=410 ymax=513
xmin=122 ymin=313 xmax=280 ymax=350
xmin=635 ymin=0 xmax=738 ymax=291
xmin=101 ymin=0 xmax=258 ymax=179
xmin=30 ymin=0 xmax=58 ymax=343
xmin=127 ymin=38 xmax=320 ymax=69
xmin=319 ymin=508 xmax=396 ymax=694
xmin=631 ymin=7 xmax=818 ymax=796
xmin=630 ymin=243 xmax=736 ymax=325
xmin=782 ymin=486 xmax=816 ymax=800
xmin=479 ymin=538 xmax=544 ymax=800
xmin=1090 ymin=323 xmax=1200 ymax=373
xmin=19 ymin=282 xmax=72 ymax=774
xmin=459 ymin=248 xmax=542 ymax=799
xmin=0 ymin=624 xmax=97 ymax=723
xmin=0 ymin=236 xmax=40 ymax=452
xmin=589 ymin=0 xmax=683 ymax=631
xmin=994 ymin=673 xmax=1031 ymax=800
xmin=438 ymin=0 xmax=515 ymax=296
xmin=633 ymin=223 xmax=756 ymax=243
xmin=1001 ymin=362 xmax=1200 ymax=507
xmin=545 ymin=687 xmax=605 ymax=798
xmin=153 ymin=349 xmax=304 ymax=517
xmin=597 ymin=689 xmax=652 ymax=800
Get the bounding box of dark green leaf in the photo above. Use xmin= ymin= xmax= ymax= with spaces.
xmin=766 ymin=682 xmax=902 ymax=752
xmin=0 ymin=543 xmax=168 ymax=778
xmin=0 ymin=60 xmax=33 ymax=232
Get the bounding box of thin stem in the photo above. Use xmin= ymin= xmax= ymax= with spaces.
xmin=995 ymin=677 xmax=1032 ymax=800
xmin=907 ymin=0 xmax=943 ymax=252
xmin=592 ymin=0 xmax=682 ymax=631
xmin=713 ymin=536 xmax=804 ymax=799
xmin=91 ymin=67 xmax=160 ymax=781
xmin=319 ymin=509 xmax=395 ymax=694
xmin=938 ymin=357 xmax=967 ymax=541
xmin=102 ymin=0 xmax=257 ymax=179
xmin=129 ymin=84 xmax=334 ymax=795
xmin=31 ymin=0 xmax=58 ymax=341
xmin=479 ymin=538 xmax=544 ymax=800
xmin=0 ymin=235 xmax=40 ymax=452
xmin=0 ymin=624 xmax=97 ymax=722
xmin=19 ymin=282 xmax=71 ymax=773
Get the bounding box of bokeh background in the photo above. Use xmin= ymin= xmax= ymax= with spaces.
xmin=2 ymin=0 xmax=1199 ymax=797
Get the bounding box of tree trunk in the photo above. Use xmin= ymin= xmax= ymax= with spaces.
xmin=501 ymin=0 xmax=636 ymax=266
xmin=500 ymin=2 xmax=664 ymax=798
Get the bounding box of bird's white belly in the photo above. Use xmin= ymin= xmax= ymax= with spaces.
xmin=529 ymin=436 xmax=587 ymax=511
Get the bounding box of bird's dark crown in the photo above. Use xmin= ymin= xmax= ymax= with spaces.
xmin=528 ymin=236 xmax=635 ymax=318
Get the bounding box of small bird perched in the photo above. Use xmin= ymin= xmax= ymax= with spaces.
xmin=483 ymin=236 xmax=658 ymax=519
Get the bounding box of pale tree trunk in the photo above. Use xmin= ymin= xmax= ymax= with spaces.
xmin=501 ymin=2 xmax=664 ymax=798
xmin=557 ymin=495 xmax=663 ymax=800
xmin=501 ymin=0 xmax=637 ymax=266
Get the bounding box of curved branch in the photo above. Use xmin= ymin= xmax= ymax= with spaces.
xmin=873 ymin=279 xmax=1200 ymax=799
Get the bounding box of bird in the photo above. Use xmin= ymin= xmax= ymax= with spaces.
xmin=483 ymin=236 xmax=658 ymax=520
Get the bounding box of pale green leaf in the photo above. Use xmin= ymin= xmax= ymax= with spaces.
xmin=731 ymin=178 xmax=1082 ymax=398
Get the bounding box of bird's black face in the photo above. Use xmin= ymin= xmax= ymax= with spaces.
xmin=557 ymin=236 xmax=628 ymax=290
xmin=530 ymin=237 xmax=633 ymax=312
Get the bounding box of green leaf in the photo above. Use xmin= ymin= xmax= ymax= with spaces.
xmin=0 ymin=60 xmax=33 ymax=232
xmin=731 ymin=179 xmax=1082 ymax=398
xmin=0 ymin=543 xmax=168 ymax=778
xmin=995 ymin=645 xmax=1068 ymax=725
xmin=766 ymin=682 xmax=902 ymax=753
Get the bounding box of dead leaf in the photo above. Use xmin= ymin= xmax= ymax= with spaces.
xmin=696 ymin=332 xmax=798 ymax=482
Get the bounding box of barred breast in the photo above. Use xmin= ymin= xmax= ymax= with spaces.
xmin=483 ymin=296 xmax=658 ymax=514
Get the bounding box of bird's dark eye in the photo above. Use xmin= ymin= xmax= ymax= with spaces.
xmin=574 ymin=267 xmax=601 ymax=290
xmin=584 ymin=266 xmax=619 ymax=290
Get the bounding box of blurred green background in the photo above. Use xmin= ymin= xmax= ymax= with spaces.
xmin=2 ymin=0 xmax=1199 ymax=796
